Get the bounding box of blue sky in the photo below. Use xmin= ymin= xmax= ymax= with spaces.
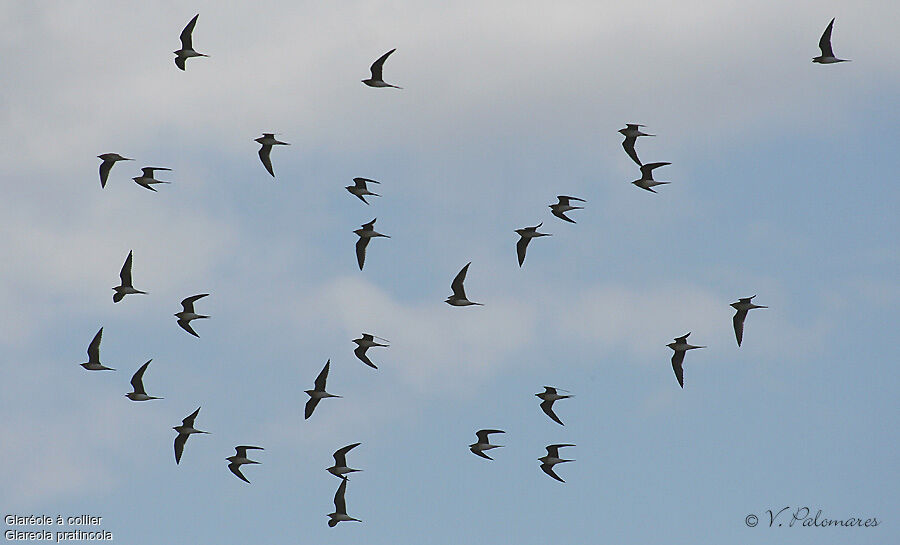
xmin=1 ymin=1 xmax=897 ymax=543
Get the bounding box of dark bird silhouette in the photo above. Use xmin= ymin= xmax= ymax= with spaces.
xmin=549 ymin=195 xmax=585 ymax=223
xmin=327 ymin=442 xmax=362 ymax=480
xmin=126 ymin=360 xmax=161 ymax=401
xmin=619 ymin=124 xmax=655 ymax=166
xmin=813 ymin=18 xmax=850 ymax=64
xmin=539 ymin=444 xmax=575 ymax=482
xmin=352 ymin=333 xmax=389 ymax=369
xmin=328 ymin=478 xmax=361 ymax=527
xmin=346 ymin=177 xmax=381 ymax=204
xmin=98 ymin=153 xmax=132 ymax=188
xmin=631 ymin=162 xmax=671 ymax=193
xmin=255 ymin=133 xmax=290 ymax=177
xmin=667 ymin=333 xmax=705 ymax=388
xmin=112 ymin=250 xmax=147 ymax=303
xmin=535 ymin=386 xmax=572 ymax=425
xmin=81 ymin=327 xmax=113 ymax=371
xmin=445 ymin=262 xmax=482 ymax=306
xmin=362 ymin=49 xmax=402 ymax=88
xmin=731 ymin=296 xmax=767 ymax=346
xmin=469 ymin=429 xmax=504 ymax=460
xmin=132 ymin=167 xmax=172 ymax=192
xmin=354 ymin=218 xmax=390 ymax=270
xmin=175 ymin=294 xmax=209 ymax=337
xmin=227 ymin=446 xmax=264 ymax=483
xmin=174 ymin=14 xmax=208 ymax=70
xmin=515 ymin=223 xmax=551 ymax=267
xmin=305 ymin=360 xmax=340 ymax=419
xmin=173 ymin=407 xmax=208 ymax=464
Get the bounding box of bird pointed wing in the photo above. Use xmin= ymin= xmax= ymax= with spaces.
xmin=178 ymin=319 xmax=200 ymax=337
xmin=180 ymin=14 xmax=199 ymax=50
xmin=235 ymin=445 xmax=264 ymax=457
xmin=475 ymin=429 xmax=504 ymax=443
xmin=551 ymin=208 xmax=576 ymax=223
xmin=353 ymin=345 xmax=377 ymax=368
xmin=120 ymin=251 xmax=134 ymax=287
xmin=174 ymin=433 xmax=188 ymax=464
xmin=228 ymin=462 xmax=250 ymax=483
xmin=733 ymin=309 xmax=748 ymax=347
xmin=99 ymin=160 xmax=113 ymax=188
xmin=304 ymin=397 xmax=321 ymax=419
xmin=334 ymin=443 xmax=361 ymax=466
xmin=516 ymin=236 xmax=530 ymax=267
xmin=470 ymin=447 xmax=494 ymax=460
xmin=181 ymin=293 xmax=209 ymax=313
xmin=540 ymin=399 xmax=564 ymax=425
xmin=622 ymin=135 xmax=642 ymax=165
xmin=541 ymin=463 xmax=566 ymax=483
xmin=671 ymin=351 xmax=685 ymax=388
xmin=130 ymin=360 xmax=151 ymax=394
xmin=258 ymin=144 xmax=275 ymax=177
xmin=87 ymin=327 xmax=103 ymax=362
xmin=314 ymin=361 xmax=330 ymax=391
xmin=183 ymin=407 xmax=201 ymax=427
xmin=369 ymin=49 xmax=396 ymax=81
xmin=334 ymin=478 xmax=348 ymax=513
xmin=819 ymin=18 xmax=836 ymax=57
xmin=174 ymin=56 xmax=186 ymax=70
xmin=450 ymin=262 xmax=471 ymax=298
xmin=640 ymin=162 xmax=670 ymax=179
xmin=356 ymin=237 xmax=369 ymax=270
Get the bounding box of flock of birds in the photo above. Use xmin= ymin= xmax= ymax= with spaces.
xmin=83 ymin=13 xmax=851 ymax=528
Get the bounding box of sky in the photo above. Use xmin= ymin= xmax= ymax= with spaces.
xmin=1 ymin=1 xmax=898 ymax=543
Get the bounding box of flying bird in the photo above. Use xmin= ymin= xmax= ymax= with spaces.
xmin=173 ymin=407 xmax=209 ymax=464
xmin=80 ymin=327 xmax=114 ymax=371
xmin=619 ymin=124 xmax=655 ymax=166
xmin=346 ymin=177 xmax=381 ymax=204
xmin=112 ymin=250 xmax=147 ymax=303
xmin=539 ymin=444 xmax=575 ymax=483
xmin=667 ymin=333 xmax=706 ymax=388
xmin=255 ymin=133 xmax=290 ymax=177
xmin=535 ymin=386 xmax=572 ymax=426
xmin=731 ymin=296 xmax=767 ymax=347
xmin=175 ymin=294 xmax=210 ymax=337
xmin=445 ymin=262 xmax=482 ymax=306
xmin=362 ymin=48 xmax=402 ymax=88
xmin=549 ymin=195 xmax=585 ymax=224
xmin=98 ymin=153 xmax=132 ymax=188
xmin=631 ymin=162 xmax=671 ymax=193
xmin=132 ymin=167 xmax=172 ymax=192
xmin=174 ymin=14 xmax=208 ymax=70
xmin=813 ymin=18 xmax=850 ymax=64
xmin=327 ymin=442 xmax=362 ymax=480
xmin=227 ymin=446 xmax=264 ymax=483
xmin=126 ymin=360 xmax=161 ymax=401
xmin=354 ymin=218 xmax=390 ymax=270
xmin=328 ymin=478 xmax=361 ymax=527
xmin=305 ymin=360 xmax=340 ymax=419
xmin=515 ymin=222 xmax=551 ymax=267
xmin=352 ymin=334 xmax=389 ymax=369
xmin=469 ymin=429 xmax=505 ymax=460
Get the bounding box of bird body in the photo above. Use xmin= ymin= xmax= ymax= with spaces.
xmin=132 ymin=167 xmax=172 ymax=192
xmin=255 ymin=133 xmax=290 ymax=177
xmin=354 ymin=219 xmax=390 ymax=270
xmin=126 ymin=360 xmax=161 ymax=401
xmin=667 ymin=333 xmax=705 ymax=388
xmin=327 ymin=442 xmax=362 ymax=479
xmin=305 ymin=360 xmax=340 ymax=419
xmin=173 ymin=407 xmax=209 ymax=464
xmin=813 ymin=18 xmax=850 ymax=64
xmin=175 ymin=294 xmax=209 ymax=337
xmin=327 ymin=478 xmax=361 ymax=527
xmin=515 ymin=222 xmax=551 ymax=266
xmin=619 ymin=124 xmax=655 ymax=166
xmin=362 ymin=49 xmax=402 ymax=88
xmin=539 ymin=444 xmax=575 ymax=482
xmin=346 ymin=177 xmax=381 ymax=204
xmin=549 ymin=196 xmax=585 ymax=223
xmin=446 ymin=262 xmax=482 ymax=306
xmin=112 ymin=250 xmax=147 ymax=302
xmin=536 ymin=386 xmax=572 ymax=425
xmin=632 ymin=162 xmax=671 ymax=193
xmin=469 ymin=429 xmax=504 ymax=460
xmin=226 ymin=446 xmax=263 ymax=483
xmin=81 ymin=327 xmax=114 ymax=371
xmin=731 ymin=296 xmax=767 ymax=346
xmin=174 ymin=14 xmax=208 ymax=70
xmin=98 ymin=153 xmax=133 ymax=188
